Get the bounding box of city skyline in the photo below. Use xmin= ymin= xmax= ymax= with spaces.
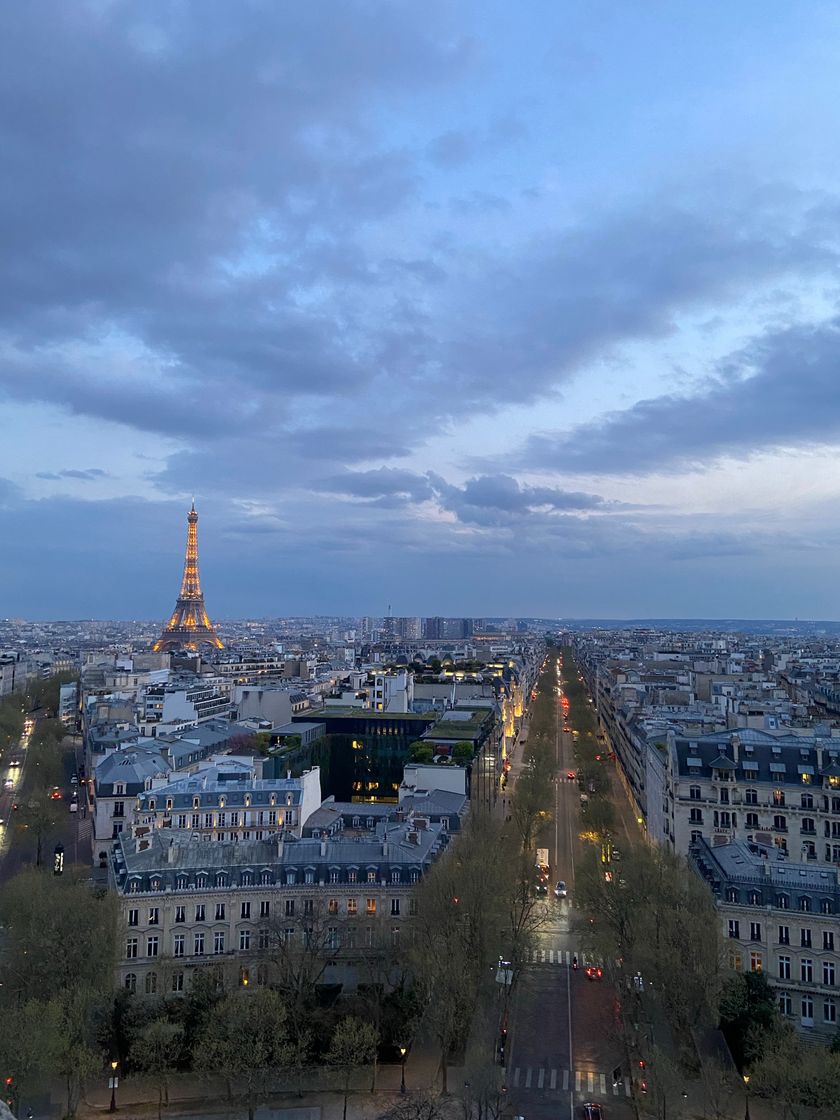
xmin=2 ymin=3 xmax=840 ymax=618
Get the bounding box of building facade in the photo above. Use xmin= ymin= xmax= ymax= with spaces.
xmin=691 ymin=838 xmax=840 ymax=1041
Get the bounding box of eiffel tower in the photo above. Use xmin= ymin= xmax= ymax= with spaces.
xmin=153 ymin=501 xmax=223 ymax=652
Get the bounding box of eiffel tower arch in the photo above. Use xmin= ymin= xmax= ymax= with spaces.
xmin=153 ymin=501 xmax=223 ymax=652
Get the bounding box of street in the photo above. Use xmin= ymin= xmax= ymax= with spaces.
xmin=505 ymin=661 xmax=636 ymax=1120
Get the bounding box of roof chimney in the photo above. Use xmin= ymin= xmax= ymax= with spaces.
xmin=167 ymin=839 xmax=176 ymax=864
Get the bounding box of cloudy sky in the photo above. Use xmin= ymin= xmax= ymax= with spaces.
xmin=3 ymin=1 xmax=840 ymax=621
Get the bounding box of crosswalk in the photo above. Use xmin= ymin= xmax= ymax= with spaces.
xmin=524 ymin=946 xmax=593 ymax=965
xmin=510 ymin=1066 xmax=631 ymax=1097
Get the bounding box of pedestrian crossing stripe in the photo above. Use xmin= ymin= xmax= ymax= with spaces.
xmin=524 ymin=947 xmax=592 ymax=966
xmin=509 ymin=1068 xmax=630 ymax=1097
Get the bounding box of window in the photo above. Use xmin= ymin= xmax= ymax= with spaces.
xmin=213 ymin=931 xmax=225 ymax=954
xmin=195 ymin=903 xmax=205 ymax=922
xmin=726 ymin=888 xmax=739 ymax=904
xmin=124 ymin=972 xmax=137 ymax=993
xmin=194 ymin=933 xmax=205 ymax=956
xmin=799 ymin=926 xmax=812 ymax=947
xmin=690 ymin=808 xmax=703 ymax=824
xmin=126 ymin=937 xmax=138 ymax=959
xmin=191 ymin=813 xmax=200 ymax=828
xmin=367 ymin=869 xmax=377 ymax=883
xmin=285 ymin=900 xmax=295 ymax=918
xmin=824 ymin=1001 xmax=837 ymax=1024
xmin=327 ymin=927 xmax=339 ymax=950
xmin=689 ymin=785 xmax=701 ymax=801
xmin=196 ymin=874 xmax=207 ymax=889
xmin=258 ymin=928 xmax=270 ymax=950
xmin=216 ymin=873 xmax=227 ymax=889
xmin=366 ymin=898 xmax=376 ymax=916
xmin=719 ymin=789 xmax=730 ymax=805
xmin=773 ymin=815 xmax=787 ymax=832
xmin=801 ymin=995 xmax=814 ymax=1023
xmin=240 ymin=929 xmax=251 ymax=951
xmin=749 ymin=922 xmax=762 ymax=941
xmin=778 ymin=925 xmax=790 ymax=945
xmin=260 ymin=870 xmax=272 ymax=885
xmin=303 ymin=898 xmax=313 ymax=916
xmin=231 ymin=812 xmax=240 ymax=827
xmin=239 ymin=967 xmax=250 ymax=987
xmin=113 ymin=801 xmax=125 ymax=818
xmin=749 ymin=951 xmax=762 ymax=973
xmin=348 ymin=870 xmax=357 ymax=883
xmin=347 ymin=899 xmax=357 ymax=916
xmin=799 ymin=896 xmax=812 ymax=913
xmin=821 ymin=899 xmax=833 ymax=915
xmin=824 ymin=961 xmax=836 ymax=986
xmin=259 ymin=900 xmax=270 ymax=918
xmin=175 ymin=905 xmax=185 ymax=924
xmin=241 ymin=901 xmax=251 ymax=920
xmin=690 ymin=830 xmax=702 ymax=843
xmin=824 ymin=931 xmax=835 ymax=952
xmin=204 ymin=813 xmax=213 ymax=828
xmin=215 ymin=903 xmax=226 ymax=921
xmin=283 ymin=928 xmax=294 ymax=945
xmin=391 ymin=898 xmax=400 ymax=916
xmin=773 ymin=789 xmax=785 ymax=807
xmin=801 ymin=818 xmax=816 ymax=834
xmin=391 ymin=870 xmax=400 ymax=884
xmin=146 ymin=936 xmax=159 ymax=957
xmin=727 ymin=949 xmax=742 ymax=971
xmin=746 ymin=812 xmax=759 ymax=829
xmin=778 ymin=956 xmax=791 ymax=980
xmin=286 ymin=871 xmax=296 ymax=885
xmin=128 ymin=908 xmax=138 ymax=927
xmin=801 ymin=793 xmax=814 ymax=809
xmin=801 ymin=958 xmax=813 ymax=983
xmin=727 ymin=919 xmax=740 ymax=939
xmin=777 ymin=894 xmax=789 ymax=910
xmin=409 ymin=899 xmax=418 ymax=916
xmin=779 ymin=991 xmax=792 ymax=1016
xmin=745 ymin=788 xmax=758 ymax=805
xmin=173 ymin=934 xmax=185 ymax=957
xmin=330 ymin=869 xmax=339 ymax=883
xmin=172 ymin=971 xmax=184 ymax=993
xmin=177 ymin=814 xmax=187 ymax=829
xmin=328 ymin=898 xmax=338 ymax=915
xmin=148 ymin=906 xmax=159 ymax=926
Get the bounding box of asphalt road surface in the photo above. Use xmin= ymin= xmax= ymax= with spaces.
xmin=505 ymin=669 xmax=636 ymax=1120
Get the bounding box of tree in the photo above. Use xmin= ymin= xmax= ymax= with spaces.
xmin=379 ymin=1090 xmax=454 ymax=1120
xmin=719 ymin=971 xmax=780 ymax=1070
xmin=130 ymin=1018 xmax=184 ymax=1120
xmin=196 ymin=989 xmax=293 ymax=1120
xmin=17 ymin=787 xmax=64 ymax=867
xmin=409 ymin=740 xmax=434 ymax=763
xmin=326 ymin=1016 xmax=379 ymax=1120
xmin=452 ymin=741 xmax=474 ymax=762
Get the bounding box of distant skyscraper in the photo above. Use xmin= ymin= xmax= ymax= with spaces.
xmin=423 ymin=616 xmax=444 ymax=640
xmin=153 ymin=501 xmax=223 ymax=652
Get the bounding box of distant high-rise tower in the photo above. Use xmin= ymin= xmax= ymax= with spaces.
xmin=153 ymin=502 xmax=223 ymax=652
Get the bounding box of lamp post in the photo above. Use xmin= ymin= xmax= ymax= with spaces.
xmin=743 ymin=1073 xmax=750 ymax=1120
xmin=108 ymin=1060 xmax=119 ymax=1113
xmin=399 ymin=1045 xmax=407 ymax=1094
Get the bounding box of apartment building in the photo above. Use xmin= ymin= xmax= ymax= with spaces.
xmin=691 ymin=838 xmax=840 ymax=1041
xmin=133 ymin=767 xmax=322 ymax=841
xmin=669 ymin=729 xmax=840 ymax=862
xmin=110 ymin=814 xmax=448 ymax=996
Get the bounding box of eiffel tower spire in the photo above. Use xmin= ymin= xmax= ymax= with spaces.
xmin=153 ymin=502 xmax=223 ymax=652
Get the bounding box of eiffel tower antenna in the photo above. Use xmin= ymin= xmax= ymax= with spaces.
xmin=153 ymin=501 xmax=223 ymax=652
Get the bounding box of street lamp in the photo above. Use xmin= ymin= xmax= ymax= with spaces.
xmin=399 ymin=1045 xmax=407 ymax=1094
xmin=742 ymin=1073 xmax=750 ymax=1120
xmin=108 ymin=1060 xmax=119 ymax=1113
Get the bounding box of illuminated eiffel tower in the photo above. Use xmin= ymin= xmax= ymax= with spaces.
xmin=153 ymin=501 xmax=223 ymax=652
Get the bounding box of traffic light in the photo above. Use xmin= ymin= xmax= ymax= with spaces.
xmin=637 ymin=1059 xmax=646 ymax=1070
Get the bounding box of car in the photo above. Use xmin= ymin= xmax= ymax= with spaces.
xmin=70 ymin=774 xmax=78 ymax=786
xmin=534 ymin=881 xmax=548 ymax=896
xmin=3 ymin=779 xmax=13 ymax=791
xmin=611 ymin=847 xmax=621 ymax=861
xmin=9 ymin=758 xmax=20 ymax=768
xmin=566 ymin=770 xmax=576 ymax=780
xmin=50 ymin=787 xmax=62 ymax=800
xmin=582 ymin=1104 xmax=604 ymax=1120
xmin=554 ymin=880 xmax=567 ymax=898
xmin=584 ymin=965 xmax=604 ymax=981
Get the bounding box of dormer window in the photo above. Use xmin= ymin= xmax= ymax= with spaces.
xmin=241 ymin=871 xmax=252 ymax=886
xmin=193 ymin=796 xmax=200 ymax=809
xmin=216 ymin=873 xmax=226 ymax=887
xmin=150 ymin=877 xmax=161 ymax=891
xmin=115 ymin=783 xmax=125 ymax=796
xmin=166 ymin=799 xmax=173 ymax=811
xmin=245 ymin=795 xmax=252 ymax=807
xmin=148 ymin=799 xmax=156 ymax=811
xmin=196 ymin=874 xmax=207 ymax=889
xmin=270 ymin=794 xmax=277 ymax=807
xmin=219 ymin=796 xmax=226 ymax=808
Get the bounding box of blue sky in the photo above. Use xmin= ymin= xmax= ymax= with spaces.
xmin=2 ymin=1 xmax=840 ymax=620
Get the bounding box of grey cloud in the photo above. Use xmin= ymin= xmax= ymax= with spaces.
xmin=518 ymin=318 xmax=840 ymax=474
xmin=316 ymin=468 xmax=434 ymax=503
xmin=36 ymin=467 xmax=108 ymax=481
xmin=428 ymin=130 xmax=474 ymax=168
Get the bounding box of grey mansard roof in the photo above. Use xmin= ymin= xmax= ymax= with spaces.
xmin=673 ymin=728 xmax=840 ymax=783
xmin=112 ymin=817 xmax=447 ymax=894
xmin=137 ymin=772 xmax=304 ymax=811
